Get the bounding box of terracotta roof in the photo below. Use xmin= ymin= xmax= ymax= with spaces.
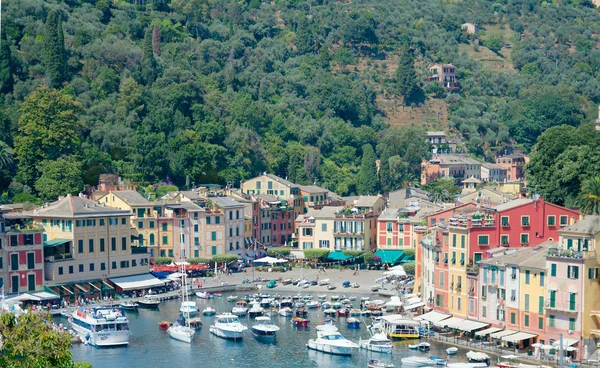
xmin=31 ymin=194 xmax=130 ymax=218
xmin=559 ymin=215 xmax=600 ymax=235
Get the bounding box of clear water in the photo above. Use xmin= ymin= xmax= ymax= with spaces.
xmin=64 ymin=294 xmax=471 ymax=368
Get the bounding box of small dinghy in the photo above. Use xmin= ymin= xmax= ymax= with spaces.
xmin=446 ymin=347 xmax=458 ymax=355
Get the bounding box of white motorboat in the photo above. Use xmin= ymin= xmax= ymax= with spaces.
xmin=401 ymin=357 xmax=446 ymax=367
xmin=359 ymin=327 xmax=393 ymax=353
xmin=278 ymin=307 xmax=293 ymax=317
xmin=119 ymin=301 xmax=139 ymax=311
xmin=209 ymin=313 xmax=248 ymax=340
xmin=251 ymin=316 xmax=280 ymax=337
xmin=202 ymin=306 xmax=216 ymax=316
xmin=466 ymin=351 xmax=491 ymax=366
xmin=418 ymin=342 xmax=431 ymax=351
xmin=306 ymin=301 xmax=320 ymax=309
xmin=351 ymin=282 xmax=360 ymax=288
xmin=368 ymin=360 xmax=395 ymax=368
xmin=232 ymin=301 xmax=248 ymax=316
xmin=248 ymin=302 xmax=265 ymax=318
xmin=69 ymin=306 xmax=130 ymax=347
xmin=330 ymin=295 xmax=340 ymax=301
xmin=227 ymin=295 xmax=238 ymax=302
xmin=306 ymin=325 xmax=359 ymax=356
xmin=168 ymin=263 xmax=196 ymax=343
xmin=360 ymin=296 xmax=370 ymax=301
xmin=138 ymin=295 xmax=161 ymax=308
xmin=323 ymin=308 xmax=337 ymax=316
xmin=196 ymin=291 xmax=213 ymax=299
xmin=279 ymin=299 xmax=293 ymax=308
xmin=446 ymin=347 xmax=459 ymax=355
xmin=318 ymin=279 xmax=330 ymax=286
xmin=317 ymin=294 xmax=327 ymax=300
xmin=295 ymin=301 xmax=305 ymax=308
xmin=349 ymin=296 xmax=357 ymax=301
xmin=179 ymin=301 xmax=199 ymax=317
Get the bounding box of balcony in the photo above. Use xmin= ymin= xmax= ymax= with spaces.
xmin=6 ymin=224 xmax=44 ymax=233
xmin=466 ymin=264 xmax=479 ymax=276
xmin=546 ymin=249 xmax=594 ymax=260
xmin=545 ymin=301 xmax=578 ymax=313
xmin=52 ymin=253 xmax=73 ymax=261
xmin=132 ymin=246 xmax=149 ymax=254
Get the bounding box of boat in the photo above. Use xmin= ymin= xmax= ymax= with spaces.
xmin=202 ymin=306 xmax=216 ymax=316
xmin=336 ymin=308 xmax=350 ymax=317
xmin=279 ymin=299 xmax=293 ymax=308
xmin=278 ymin=307 xmax=293 ymax=317
xmin=350 ymin=309 xmax=362 ymax=316
xmin=401 ymin=357 xmax=446 ymax=367
xmin=328 ymin=285 xmax=337 ymax=290
xmin=282 ymin=278 xmax=293 ymax=285
xmin=361 ymin=297 xmax=370 ymax=302
xmin=295 ymin=301 xmax=305 ymax=308
xmin=317 ymin=294 xmax=327 ymax=300
xmin=447 ymin=364 xmax=489 ymax=368
xmin=179 ymin=301 xmax=199 ymax=317
xmin=379 ymin=315 xmax=420 ymax=339
xmin=466 ymin=351 xmax=491 ymax=366
xmin=331 ymin=295 xmax=340 ymax=301
xmin=251 ymin=316 xmax=280 ymax=337
xmin=303 ymin=295 xmax=314 ymax=301
xmin=408 ymin=344 xmax=419 ymax=350
xmin=209 ymin=313 xmax=248 ymax=340
xmin=359 ymin=326 xmax=393 ymax=353
xmin=292 ymin=317 xmax=310 ymax=327
xmin=347 ymin=317 xmax=360 ymax=329
xmin=322 ymin=301 xmax=332 ymax=309
xmin=295 ymin=306 xmax=309 ymax=317
xmin=430 ymin=356 xmax=447 ymax=366
xmin=349 ymin=296 xmax=357 ymax=301
xmin=69 ymin=306 xmax=131 ymax=347
xmin=332 ymin=301 xmax=343 ymax=309
xmin=306 ymin=324 xmax=359 ymax=356
xmin=368 ymin=360 xmax=396 ymax=368
xmin=138 ymin=295 xmax=161 ymax=309
xmin=232 ymin=301 xmax=248 ymax=316
xmin=188 ymin=317 xmax=202 ymax=329
xmin=318 ymin=279 xmax=330 ymax=286
xmin=248 ymin=303 xmax=265 ymax=318
xmin=168 ymin=262 xmax=196 ymax=343
xmin=264 ymin=307 xmax=278 ymax=316
xmin=352 ymin=282 xmax=360 ymax=288
xmin=227 ymin=295 xmax=238 ymax=302
xmin=196 ymin=291 xmax=213 ymax=299
xmin=446 ymin=347 xmax=459 ymax=355
xmin=158 ymin=321 xmax=172 ymax=330
xmin=213 ymin=292 xmax=222 ymax=297
xmin=418 ymin=342 xmax=431 ymax=351
xmin=323 ymin=308 xmax=337 ymax=316
xmin=323 ymin=317 xmax=336 ymax=325
xmin=306 ymin=301 xmax=320 ymax=309
xmin=119 ymin=301 xmax=139 ymax=311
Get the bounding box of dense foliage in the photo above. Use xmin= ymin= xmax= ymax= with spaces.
xmin=1 ymin=0 xmax=600 ymax=202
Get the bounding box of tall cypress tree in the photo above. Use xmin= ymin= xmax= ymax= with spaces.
xmin=357 ymin=144 xmax=379 ymax=195
xmin=295 ymin=15 xmax=314 ymax=55
xmin=141 ymin=26 xmax=157 ymax=84
xmin=0 ymin=28 xmax=14 ymax=93
xmin=395 ymin=46 xmax=421 ymax=105
xmin=43 ymin=10 xmax=66 ymax=89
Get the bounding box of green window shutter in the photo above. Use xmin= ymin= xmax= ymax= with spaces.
xmin=549 ymin=315 xmax=555 ymax=327
xmin=567 ymin=239 xmax=573 ymax=249
xmin=539 ymin=296 xmax=544 ymax=314
xmin=538 ymin=317 xmax=543 ymax=330
xmin=551 ymin=263 xmax=557 ymax=277
xmin=510 ymin=313 xmax=515 ymax=324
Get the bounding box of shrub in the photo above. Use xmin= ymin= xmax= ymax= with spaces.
xmin=403 ymin=262 xmax=416 ymax=275
xmin=267 ymin=247 xmax=291 ymax=257
xmin=153 ymin=257 xmax=172 ymax=265
xmin=212 ymin=254 xmax=240 ymax=264
xmin=342 ymin=250 xmax=364 ymax=258
xmin=304 ymin=249 xmax=330 ymax=261
xmin=188 ymin=258 xmax=210 ymax=265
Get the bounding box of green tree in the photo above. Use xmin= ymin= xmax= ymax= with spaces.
xmin=483 ymin=31 xmax=504 ymax=54
xmin=188 ymin=257 xmax=211 ymax=264
xmin=141 ymin=26 xmax=157 ymax=84
xmin=356 ymin=144 xmax=379 ymax=195
xmin=422 ymin=177 xmax=460 ymax=203
xmin=0 ymin=141 xmax=14 ymax=170
xmin=35 ymin=158 xmax=84 ymax=201
xmin=0 ymin=28 xmax=14 ymax=93
xmin=577 ymin=177 xmax=600 ymax=215
xmin=212 ymin=254 xmax=240 ymax=264
xmin=153 ymin=257 xmax=172 ymax=265
xmin=295 ymin=15 xmax=314 ymax=55
xmin=403 ymin=262 xmax=415 ymax=275
xmin=15 ymin=86 xmax=83 ymax=187
xmin=0 ymin=312 xmax=91 ymax=368
xmin=267 ymin=248 xmax=291 ymax=257
xmin=43 ymin=10 xmax=67 ymax=88
xmin=395 ymin=46 xmax=421 ymax=105
xmin=303 ymin=249 xmax=330 ymax=262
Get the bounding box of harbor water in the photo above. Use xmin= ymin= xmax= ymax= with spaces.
xmin=62 ymin=293 xmax=471 ymax=368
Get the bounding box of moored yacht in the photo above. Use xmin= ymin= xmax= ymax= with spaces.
xmin=209 ymin=313 xmax=248 ymax=340
xmin=251 ymin=316 xmax=280 ymax=337
xmin=232 ymin=300 xmax=248 ymax=316
xmin=359 ymin=325 xmax=393 ymax=353
xmin=306 ymin=325 xmax=359 ymax=355
xmin=179 ymin=301 xmax=199 ymax=317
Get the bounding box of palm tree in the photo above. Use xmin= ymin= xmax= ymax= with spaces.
xmin=0 ymin=141 xmax=13 ymax=170
xmin=577 ymin=177 xmax=600 ymax=215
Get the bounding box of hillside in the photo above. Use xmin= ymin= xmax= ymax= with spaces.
xmin=1 ymin=0 xmax=600 ymax=202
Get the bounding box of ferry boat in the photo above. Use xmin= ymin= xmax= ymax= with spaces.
xmin=69 ymin=306 xmax=131 ymax=347
xmin=379 ymin=315 xmax=420 ymax=339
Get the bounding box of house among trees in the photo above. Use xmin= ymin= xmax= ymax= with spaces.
xmin=461 ymin=23 xmax=478 ymax=34
xmin=428 ymin=64 xmax=459 ymax=91
xmin=427 ymin=131 xmax=459 ymax=154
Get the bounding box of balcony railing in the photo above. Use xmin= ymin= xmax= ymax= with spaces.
xmin=546 ymin=249 xmax=593 ymax=259
xmin=545 ymin=301 xmax=578 ymax=313
xmin=132 ymin=246 xmax=149 ymax=254
xmin=466 ymin=264 xmax=479 ymax=275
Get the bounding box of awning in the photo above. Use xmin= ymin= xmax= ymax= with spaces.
xmin=327 ymin=251 xmax=352 ymax=261
xmin=253 ymin=256 xmax=287 ymax=264
xmin=435 ymin=316 xmax=465 ymax=328
xmin=457 ymin=320 xmax=489 ymax=332
xmin=44 ymin=239 xmax=71 ymax=248
xmin=375 ymin=250 xmax=405 ymax=264
xmin=109 ymin=273 xmax=165 ymax=291
xmin=420 ymin=311 xmax=452 ymax=324
xmin=491 ymin=329 xmax=519 ymax=339
xmin=502 ymin=331 xmax=538 ymax=343
xmin=553 ymin=338 xmax=578 ymax=348
xmin=475 ymin=327 xmax=503 ymax=337
xmin=404 ymin=301 xmax=425 ymax=310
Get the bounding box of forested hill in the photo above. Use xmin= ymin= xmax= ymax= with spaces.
xmin=1 ymin=0 xmax=600 ymax=202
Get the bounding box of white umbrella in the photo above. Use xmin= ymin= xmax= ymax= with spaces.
xmin=531 ymin=343 xmax=542 ymax=348
xmin=566 ymin=347 xmax=577 ymax=352
xmin=502 ymin=355 xmax=519 ymax=359
xmin=541 ymin=344 xmax=554 ymax=350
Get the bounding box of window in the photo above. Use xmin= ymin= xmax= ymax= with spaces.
xmin=521 ymin=216 xmax=530 ymax=226
xmin=589 ymin=268 xmax=599 ymax=279
xmin=149 ymin=221 xmax=155 ymax=229
xmin=551 ymin=263 xmax=557 ymax=277
xmin=319 ymin=240 xmax=330 ymax=248
xmin=121 ymin=237 xmax=127 ymax=250
xmin=481 ymin=286 xmax=487 ymax=299
xmin=501 ymin=216 xmax=510 ymax=227
xmin=560 ymin=216 xmax=568 ymax=226
xmin=89 ymin=239 xmax=94 ymax=253
xmin=569 ymin=293 xmax=576 ymax=311
xmin=524 ymin=315 xmax=529 ymax=327
xmin=99 ymin=219 xmax=105 ymax=226
xmin=162 ymin=223 xmax=168 ymax=231
xmin=482 ymin=305 xmax=487 ymax=318
xmin=540 ymin=271 xmax=545 ymax=286
xmin=78 ymin=240 xmax=84 ymax=254
xmin=58 ymin=267 xmax=63 ymax=275
xmin=549 ymin=290 xmax=556 ymax=308
xmin=386 ymin=223 xmax=392 ymax=232
xmin=229 ymin=228 xmax=233 ymax=237
xmin=501 ymin=235 xmax=509 ymax=245
xmin=549 ymin=315 xmax=555 ymax=327
xmin=510 ymin=312 xmax=516 ymax=324
xmin=162 ymin=236 xmax=168 ymax=245
xmin=461 ymin=236 xmax=465 ymax=248
xmin=149 ymin=234 xmax=155 ymax=246
xmin=452 ymin=234 xmax=457 ymax=248
xmin=112 ymin=262 xmax=117 ymax=270
xmin=478 ymin=235 xmax=489 ymax=246
xmin=101 ymin=263 xmax=106 ymax=271
xmin=440 ymin=272 xmax=444 ymax=287
xmin=457 ymin=297 xmax=462 ymax=311
xmin=451 ymin=251 xmax=456 ymax=264
xmin=387 ymin=238 xmax=392 ymax=246
xmin=538 ymin=317 xmax=544 ymax=330
xmin=90 ymin=263 xmax=95 ymax=271
xmin=568 ymin=265 xmax=579 ymax=279
xmin=100 ymin=239 xmax=105 ymax=252
xmin=567 ymin=239 xmax=573 ymax=249
xmin=539 ymin=296 xmax=544 ymax=314
xmin=524 ymin=294 xmax=530 ymax=311
xmin=138 ymin=221 xmax=143 ymax=229
xmin=121 ymin=218 xmax=126 ymax=225
xmin=194 ymin=224 xmax=199 ymax=232
xmin=520 ymin=233 xmax=529 ymax=244
xmin=68 ymin=265 xmax=73 ymax=274
xmin=211 ymin=232 xmax=217 ymax=241
xmin=569 ymin=318 xmax=575 ymax=331
xmin=474 ymin=253 xmax=482 ymax=264
xmin=547 ymin=216 xmax=556 ymax=226
xmin=79 ymin=264 xmax=84 ymax=272
xmin=215 ymin=216 xmax=220 ymax=224
xmin=27 ymin=252 xmax=35 ymax=270
xmin=525 ymin=270 xmax=530 ymax=284
xmin=460 ymin=253 xmax=465 ymax=266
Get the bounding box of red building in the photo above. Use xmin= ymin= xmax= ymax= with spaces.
xmin=0 ymin=212 xmax=45 ymax=294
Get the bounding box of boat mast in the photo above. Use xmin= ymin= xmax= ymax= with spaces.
xmin=559 ymin=333 xmax=564 ymax=368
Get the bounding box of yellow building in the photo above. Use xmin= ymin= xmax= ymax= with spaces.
xmin=241 ymin=173 xmax=304 ymax=220
xmin=32 ymin=194 xmax=150 ymax=297
xmin=517 ymin=246 xmax=548 ymax=341
xmin=447 ymin=227 xmax=469 ymax=318
xmin=296 ymin=207 xmax=339 ymax=250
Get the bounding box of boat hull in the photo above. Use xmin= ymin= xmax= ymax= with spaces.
xmin=138 ymin=302 xmax=160 ymax=309
xmin=167 ymin=326 xmax=195 ymax=343
xmin=251 ymin=327 xmax=277 ymax=337
xmin=307 ymin=341 xmax=354 ymax=356
xmin=360 ymin=341 xmax=393 ymax=354
xmin=210 ymin=326 xmax=244 ymax=340
xmin=71 ymin=324 xmax=130 ymax=347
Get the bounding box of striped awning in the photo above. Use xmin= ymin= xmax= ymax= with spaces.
xmin=475 ymin=327 xmax=503 ymax=337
